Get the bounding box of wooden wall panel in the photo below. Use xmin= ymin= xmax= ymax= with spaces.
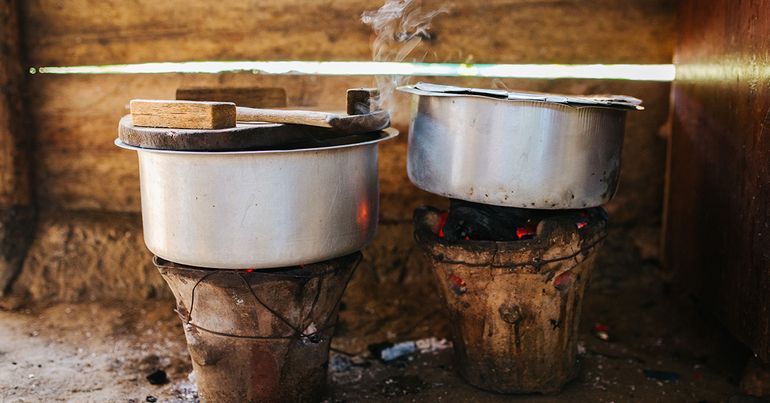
xmin=29 ymin=73 xmax=670 ymax=224
xmin=0 ymin=0 xmax=35 ymax=293
xmin=666 ymin=0 xmax=770 ymax=360
xmin=21 ymin=0 xmax=675 ymax=66
xmin=0 ymin=0 xmax=31 ymax=207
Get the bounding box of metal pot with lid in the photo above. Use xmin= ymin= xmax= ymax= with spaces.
xmin=116 ymin=100 xmax=397 ymax=270
xmin=398 ymin=82 xmax=642 ymax=209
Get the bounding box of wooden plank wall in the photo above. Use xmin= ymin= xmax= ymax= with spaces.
xmin=9 ymin=0 xmax=675 ymax=303
xmin=22 ymin=0 xmax=674 ymax=66
xmin=0 ymin=0 xmax=35 ymax=295
xmin=666 ymin=0 xmax=770 ymax=360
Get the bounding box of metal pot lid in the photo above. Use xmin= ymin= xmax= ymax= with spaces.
xmin=398 ymin=82 xmax=643 ymax=110
xmin=118 ymin=114 xmax=394 ymax=151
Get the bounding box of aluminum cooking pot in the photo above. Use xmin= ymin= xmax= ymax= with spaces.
xmin=116 ymin=128 xmax=397 ymax=269
xmin=398 ymin=83 xmax=642 ymax=209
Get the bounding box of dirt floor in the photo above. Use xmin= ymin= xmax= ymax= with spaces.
xmin=0 ymin=226 xmax=762 ymax=402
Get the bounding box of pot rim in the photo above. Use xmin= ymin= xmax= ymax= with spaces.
xmin=114 ymin=127 xmax=398 ymax=155
xmin=397 ymin=83 xmax=643 ymax=111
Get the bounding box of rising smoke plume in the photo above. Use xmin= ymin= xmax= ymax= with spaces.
xmin=362 ymin=0 xmax=448 ymax=113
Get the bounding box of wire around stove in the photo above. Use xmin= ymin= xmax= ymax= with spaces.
xmin=178 ymin=253 xmax=362 ymax=341
xmin=416 ymin=231 xmax=608 ymax=270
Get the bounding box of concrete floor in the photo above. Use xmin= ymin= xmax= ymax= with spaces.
xmin=0 ymin=226 xmax=756 ymax=402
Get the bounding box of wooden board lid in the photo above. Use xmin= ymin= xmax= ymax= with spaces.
xmin=117 ymin=115 xmax=384 ymax=151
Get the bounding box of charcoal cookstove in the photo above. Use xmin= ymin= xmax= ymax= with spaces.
xmin=401 ymin=83 xmax=641 ymax=394
xmin=116 ymin=89 xmax=394 ymax=402
xmin=155 ymin=253 xmax=360 ymax=402
xmin=414 ymin=204 xmax=606 ymax=393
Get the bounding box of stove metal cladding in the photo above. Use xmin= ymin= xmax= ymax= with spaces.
xmin=403 ymin=82 xmax=641 ymax=394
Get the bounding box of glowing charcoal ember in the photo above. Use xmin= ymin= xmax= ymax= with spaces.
xmin=447 ymin=274 xmax=467 ymax=295
xmin=593 ymin=324 xmax=610 ymax=341
xmin=440 ymin=199 xmax=565 ymax=241
xmin=437 ymin=199 xmax=604 ymax=242
xmin=437 ymin=211 xmax=449 ymax=238
xmin=515 ymin=225 xmax=536 ymax=239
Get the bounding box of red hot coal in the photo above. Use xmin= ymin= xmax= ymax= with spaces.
xmin=435 ymin=199 xmax=602 ymax=242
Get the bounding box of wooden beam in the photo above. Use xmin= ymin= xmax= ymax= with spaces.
xmin=0 ymin=0 xmax=35 ymax=294
xmin=20 ymin=0 xmax=675 ymax=66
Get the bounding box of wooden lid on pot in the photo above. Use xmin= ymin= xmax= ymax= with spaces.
xmin=117 ymin=115 xmax=387 ymax=151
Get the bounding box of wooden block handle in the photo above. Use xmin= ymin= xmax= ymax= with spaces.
xmin=130 ymin=99 xmax=236 ymax=129
xmin=347 ymin=88 xmax=380 ymax=115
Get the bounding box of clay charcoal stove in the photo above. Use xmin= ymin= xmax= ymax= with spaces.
xmin=116 ymin=88 xmax=396 ymax=402
xmin=400 ymin=82 xmax=641 ymax=394
xmin=155 ymin=254 xmax=360 ymax=402
xmin=415 ymin=202 xmax=607 ymax=393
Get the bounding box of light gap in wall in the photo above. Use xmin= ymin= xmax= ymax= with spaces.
xmin=29 ymin=61 xmax=675 ymax=81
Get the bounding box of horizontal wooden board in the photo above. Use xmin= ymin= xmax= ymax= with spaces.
xmin=21 ymin=0 xmax=675 ymax=66
xmin=29 ymin=73 xmax=670 ymax=224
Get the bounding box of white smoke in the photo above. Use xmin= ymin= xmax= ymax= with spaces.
xmin=362 ymin=0 xmax=449 ymax=113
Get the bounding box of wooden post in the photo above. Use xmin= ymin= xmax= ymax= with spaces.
xmin=666 ymin=0 xmax=770 ymax=361
xmin=0 ymin=0 xmax=35 ymax=295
